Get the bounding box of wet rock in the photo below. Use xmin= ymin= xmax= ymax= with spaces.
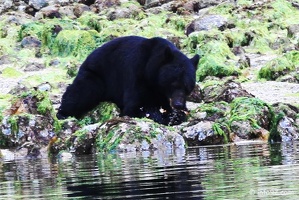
xmin=69 ymin=125 xmax=97 ymax=154
xmin=186 ymin=15 xmax=228 ymax=36
xmin=229 ymin=97 xmax=273 ymax=140
xmin=277 ymin=116 xmax=298 ymax=142
xmin=271 ymin=103 xmax=299 ymax=142
xmin=1 ymin=114 xmax=55 ymax=149
xmin=189 ymin=101 xmax=230 ymax=122
xmin=230 ymin=120 xmax=269 ymax=141
xmin=97 ymin=117 xmax=185 ymax=152
xmin=182 ymin=120 xmax=226 ymax=145
xmin=272 ymin=103 xmax=299 ymax=120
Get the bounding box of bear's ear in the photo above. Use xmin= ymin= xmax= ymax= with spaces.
xmin=190 ymin=54 xmax=200 ymax=69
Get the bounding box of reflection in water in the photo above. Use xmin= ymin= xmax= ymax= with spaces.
xmin=1 ymin=142 xmax=299 ymax=199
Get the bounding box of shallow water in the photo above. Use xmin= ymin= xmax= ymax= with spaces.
xmin=1 ymin=142 xmax=299 ymax=200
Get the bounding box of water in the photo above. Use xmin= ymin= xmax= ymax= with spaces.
xmin=1 ymin=142 xmax=299 ymax=200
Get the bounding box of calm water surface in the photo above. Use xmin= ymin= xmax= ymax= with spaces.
xmin=1 ymin=142 xmax=299 ymax=200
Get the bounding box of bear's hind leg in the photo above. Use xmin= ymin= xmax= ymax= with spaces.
xmin=57 ymin=72 xmax=104 ymax=119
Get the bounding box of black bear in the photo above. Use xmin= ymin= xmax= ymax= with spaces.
xmin=57 ymin=36 xmax=199 ymax=125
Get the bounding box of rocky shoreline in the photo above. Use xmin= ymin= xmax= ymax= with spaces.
xmin=1 ymin=0 xmax=299 ymax=160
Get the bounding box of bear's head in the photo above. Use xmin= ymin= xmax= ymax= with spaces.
xmin=157 ymin=47 xmax=200 ymax=111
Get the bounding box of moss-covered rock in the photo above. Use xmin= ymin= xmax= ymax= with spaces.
xmin=229 ymin=97 xmax=275 ymax=140
xmin=96 ymin=117 xmax=183 ymax=152
xmin=201 ymin=78 xmax=254 ymax=103
xmin=258 ymin=51 xmax=299 ymax=80
xmin=51 ymin=29 xmax=97 ymax=59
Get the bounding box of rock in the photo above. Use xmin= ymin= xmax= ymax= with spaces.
xmin=186 ymin=15 xmax=228 ymax=36
xmin=97 ymin=117 xmax=185 ymax=152
xmin=21 ymin=36 xmax=42 ymax=48
xmin=24 ymin=62 xmax=46 ymax=71
xmin=1 ymin=114 xmax=56 ymax=149
xmin=187 ymin=83 xmax=203 ymax=103
xmin=0 ymin=55 xmax=13 ymax=65
xmin=182 ymin=120 xmax=226 ymax=145
xmin=277 ymin=116 xmax=298 ymax=142
xmin=78 ymin=0 xmax=95 ymax=6
xmin=73 ymin=3 xmax=91 ymax=17
xmin=29 ymin=0 xmax=49 ymax=10
xmin=202 ymin=79 xmax=254 ymax=103
xmin=230 ymin=120 xmax=269 ymax=141
xmin=36 ymin=82 xmax=52 ymax=91
xmin=229 ymin=97 xmax=272 ymax=140
xmin=0 ymin=0 xmax=13 ymax=14
xmin=287 ymin=24 xmax=299 ymax=39
xmin=35 ymin=4 xmax=61 ymax=19
xmin=94 ymin=0 xmax=121 ymax=10
xmin=58 ymin=5 xmax=77 ymax=19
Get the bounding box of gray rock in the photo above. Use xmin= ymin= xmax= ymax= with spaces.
xmin=29 ymin=0 xmax=49 ymax=10
xmin=287 ymin=24 xmax=299 ymax=38
xmin=186 ymin=15 xmax=228 ymax=35
xmin=35 ymin=4 xmax=61 ymax=19
xmin=21 ymin=36 xmax=42 ymax=48
xmin=0 ymin=0 xmax=13 ymax=14
xmin=182 ymin=120 xmax=226 ymax=145
xmin=24 ymin=62 xmax=45 ymax=72
xmin=278 ymin=116 xmax=299 ymax=142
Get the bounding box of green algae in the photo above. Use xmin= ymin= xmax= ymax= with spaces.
xmin=192 ymin=101 xmax=229 ymax=119
xmin=209 ymin=0 xmax=299 ymax=54
xmin=185 ymin=33 xmax=240 ymax=81
xmin=196 ymin=54 xmax=239 ymax=81
xmin=76 ymin=102 xmax=119 ymax=127
xmin=229 ymin=97 xmax=280 ymax=141
xmin=18 ymin=18 xmax=79 ymax=42
xmin=264 ymin=0 xmax=299 ymax=27
xmin=0 ymin=38 xmax=15 ymax=56
xmin=212 ymin=122 xmax=229 ymax=143
xmin=0 ymin=94 xmax=12 ymax=113
xmin=96 ymin=118 xmax=174 ymax=152
xmin=51 ymin=29 xmax=97 ymax=59
xmin=258 ymin=51 xmax=299 ymax=80
xmin=18 ymin=18 xmax=93 ymax=58
xmin=1 ymin=67 xmax=23 ymax=78
xmin=78 ymin=12 xmax=103 ymax=32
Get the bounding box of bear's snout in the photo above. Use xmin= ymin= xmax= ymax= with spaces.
xmin=170 ymin=95 xmax=186 ymax=110
xmin=172 ymin=100 xmax=185 ymax=110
